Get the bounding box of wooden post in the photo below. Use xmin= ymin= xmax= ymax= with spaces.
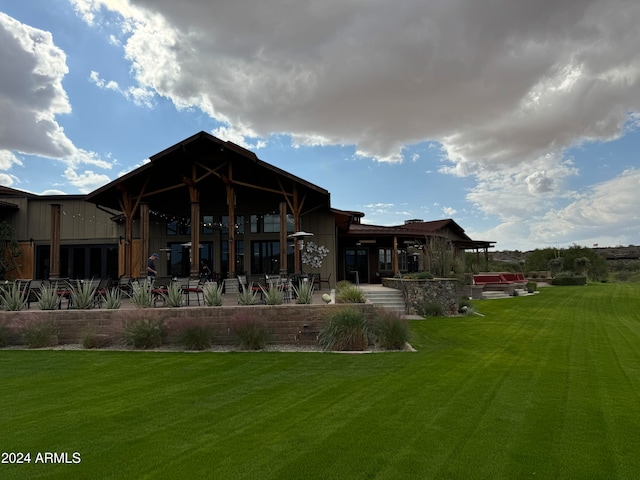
xmin=190 ymin=200 xmax=201 ymax=278
xmin=279 ymin=202 xmax=288 ymax=275
xmin=139 ymin=203 xmax=150 ymax=278
xmin=226 ymin=164 xmax=236 ymax=277
xmin=392 ymin=236 xmax=399 ymax=276
xmin=49 ymin=204 xmax=61 ymax=279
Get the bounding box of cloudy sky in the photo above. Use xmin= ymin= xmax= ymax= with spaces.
xmin=1 ymin=0 xmax=639 ymax=251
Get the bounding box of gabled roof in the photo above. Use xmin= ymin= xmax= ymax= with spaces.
xmin=338 ymin=215 xmax=495 ymax=249
xmin=394 ymin=218 xmax=471 ymax=240
xmin=85 ymin=131 xmax=330 ymax=215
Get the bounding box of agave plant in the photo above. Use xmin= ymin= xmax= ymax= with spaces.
xmin=260 ymin=282 xmax=284 ymax=305
xmin=102 ymin=288 xmax=121 ymax=309
xmin=237 ymin=283 xmax=257 ymax=306
xmin=292 ymin=281 xmax=314 ymax=304
xmin=37 ymin=283 xmax=61 ymax=310
xmin=131 ymin=280 xmax=153 ymax=308
xmin=203 ymin=282 xmax=224 ymax=306
xmin=0 ymin=282 xmax=28 ymax=311
xmin=70 ymin=279 xmax=98 ymax=309
xmin=161 ymin=282 xmax=184 ymax=307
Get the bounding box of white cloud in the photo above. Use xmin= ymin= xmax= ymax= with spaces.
xmin=471 ymin=168 xmax=640 ymax=250
xmin=64 ymin=168 xmax=112 ymax=193
xmin=68 ymin=1 xmax=640 ymax=167
xmin=0 ymin=12 xmax=113 ymax=191
xmin=442 ymin=207 xmax=457 ymax=217
xmin=0 ymin=173 xmax=15 ymax=187
xmin=0 ymin=150 xmax=23 ymax=170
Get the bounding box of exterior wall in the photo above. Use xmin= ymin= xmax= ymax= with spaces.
xmin=298 ymin=207 xmax=336 ymax=281
xmin=0 ymin=196 xmax=120 ymax=243
xmin=0 ymin=303 xmax=377 ymax=346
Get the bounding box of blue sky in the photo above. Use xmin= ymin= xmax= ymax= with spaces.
xmin=1 ymin=0 xmax=639 ymax=251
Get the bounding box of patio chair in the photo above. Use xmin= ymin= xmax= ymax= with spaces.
xmin=181 ymin=278 xmax=205 ymax=305
xmin=92 ymin=278 xmax=112 ymax=308
xmin=313 ymin=273 xmax=332 ymax=291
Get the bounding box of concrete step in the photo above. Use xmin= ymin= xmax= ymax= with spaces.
xmin=361 ymin=286 xmax=406 ymax=314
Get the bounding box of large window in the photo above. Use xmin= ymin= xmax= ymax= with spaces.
xmin=202 ymin=215 xmax=215 ymax=235
xmin=263 ymin=214 xmax=280 ymax=233
xmin=379 ymin=248 xmax=393 ymax=271
xmin=40 ymin=244 xmax=118 ymax=280
xmin=166 ymin=219 xmax=190 ymax=235
xmin=252 ymin=241 xmax=280 ymax=274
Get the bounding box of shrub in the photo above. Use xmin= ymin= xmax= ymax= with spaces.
xmin=123 ymin=318 xmax=166 ymax=349
xmin=526 ymin=281 xmax=537 ymax=293
xmin=203 ymin=282 xmax=224 ymax=306
xmin=552 ymin=276 xmax=587 ymax=286
xmin=373 ymin=309 xmax=410 ymax=350
xmin=0 ymin=282 xmax=28 ymax=311
xmin=103 ymin=288 xmax=122 ymax=309
xmin=180 ymin=324 xmax=214 ymax=350
xmin=230 ymin=312 xmax=270 ymax=350
xmin=22 ymin=320 xmax=59 ymax=348
xmin=318 ymin=307 xmax=374 ymax=351
xmin=292 ymin=281 xmax=314 ymax=304
xmin=162 ymin=282 xmax=184 ymax=307
xmin=261 ymin=283 xmax=284 ymax=305
xmin=335 ymin=280 xmax=353 ymax=293
xmin=82 ymin=331 xmax=112 ymax=349
xmin=237 ymin=283 xmax=258 ymax=306
xmin=458 ymin=297 xmax=474 ymax=314
xmin=131 ymin=280 xmax=153 ymax=308
xmin=70 ymin=279 xmax=97 ymax=309
xmin=418 ymin=300 xmax=444 ymax=317
xmin=37 ymin=283 xmax=61 ymax=310
xmin=336 ymin=284 xmax=365 ymax=303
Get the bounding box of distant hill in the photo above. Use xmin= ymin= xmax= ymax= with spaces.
xmin=492 ymin=246 xmax=639 ymax=262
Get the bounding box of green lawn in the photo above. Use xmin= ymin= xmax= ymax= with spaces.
xmin=2 ymin=283 xmax=640 ymax=479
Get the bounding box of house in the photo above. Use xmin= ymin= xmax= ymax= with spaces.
xmin=0 ymin=132 xmax=493 ymax=283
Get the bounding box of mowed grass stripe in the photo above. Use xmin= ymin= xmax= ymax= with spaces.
xmin=2 ymin=284 xmax=640 ymax=479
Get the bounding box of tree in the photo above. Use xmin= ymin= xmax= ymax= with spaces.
xmin=0 ymin=222 xmax=21 ymax=279
xmin=574 ymin=257 xmax=591 ymax=276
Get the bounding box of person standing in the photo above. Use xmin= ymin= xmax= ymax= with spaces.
xmin=147 ymin=253 xmax=159 ymax=280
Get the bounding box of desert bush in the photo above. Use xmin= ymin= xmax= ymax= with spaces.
xmin=131 ymin=280 xmax=153 ymax=308
xmin=123 ymin=318 xmax=166 ymax=349
xmin=292 ymin=281 xmax=314 ymax=304
xmin=22 ymin=320 xmax=59 ymax=348
xmin=336 ymin=284 xmax=365 ymax=303
xmin=180 ymin=324 xmax=214 ymax=350
xmin=335 ymin=280 xmax=353 ymax=293
xmin=230 ymin=312 xmax=270 ymax=350
xmin=203 ymin=282 xmax=224 ymax=306
xmin=82 ymin=330 xmax=112 ymax=349
xmin=418 ymin=300 xmax=444 ymax=317
xmin=0 ymin=282 xmax=28 ymax=311
xmin=37 ymin=283 xmax=61 ymax=310
xmin=457 ymin=297 xmax=474 ymax=313
xmin=373 ymin=308 xmax=410 ymax=350
xmin=552 ymin=275 xmax=587 ymax=286
xmin=70 ymin=279 xmax=97 ymax=309
xmin=318 ymin=307 xmax=374 ymax=351
xmin=162 ymin=282 xmax=184 ymax=307
xmin=237 ymin=283 xmax=258 ymax=306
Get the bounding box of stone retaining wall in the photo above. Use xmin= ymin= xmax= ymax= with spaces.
xmin=381 ymin=278 xmax=459 ymax=316
xmin=0 ymin=303 xmax=377 ymax=347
